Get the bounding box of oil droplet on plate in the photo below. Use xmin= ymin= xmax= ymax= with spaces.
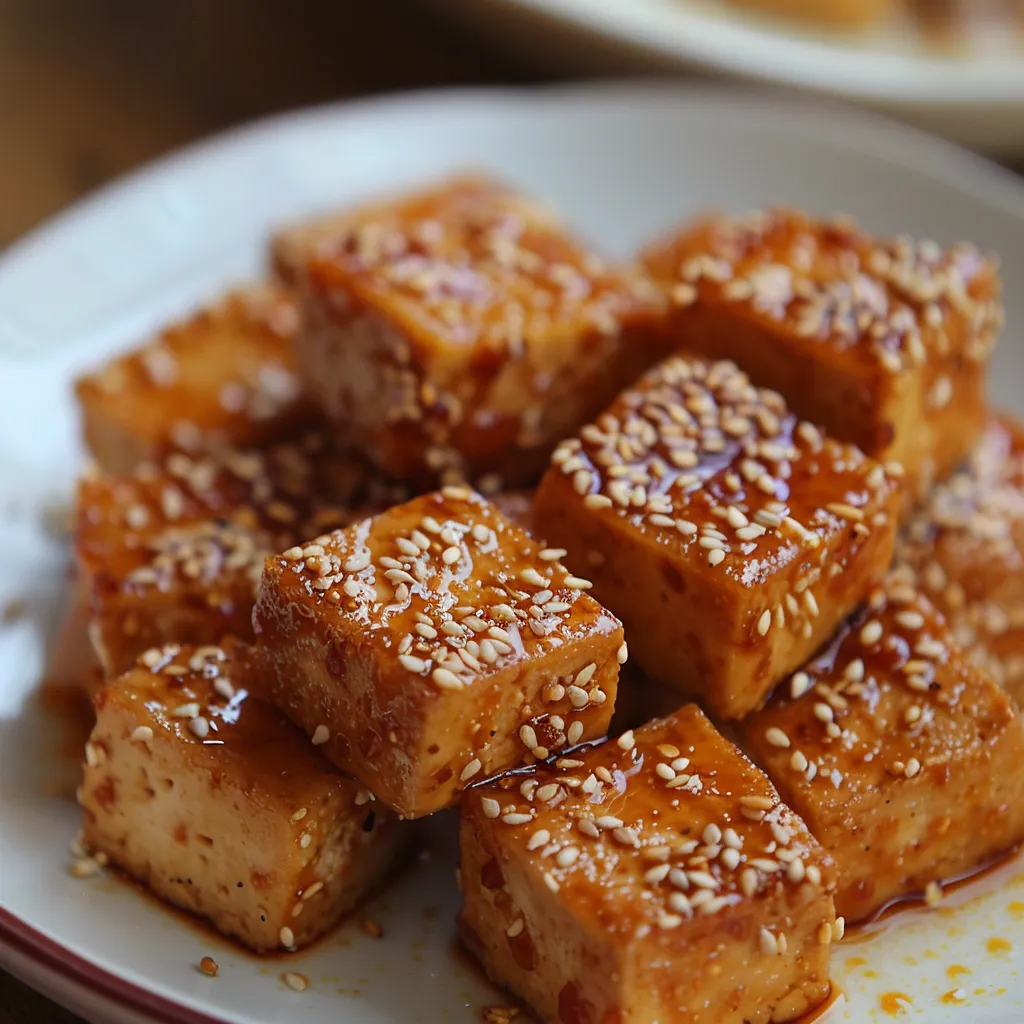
xmin=986 ymin=936 xmax=1012 ymax=955
xmin=1007 ymin=901 xmax=1024 ymax=920
xmin=946 ymin=964 xmax=971 ymax=980
xmin=941 ymin=988 xmax=967 ymax=1005
xmin=879 ymin=992 xmax=913 ymax=1016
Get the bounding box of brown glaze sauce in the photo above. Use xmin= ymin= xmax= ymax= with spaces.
xmin=843 ymin=845 xmax=1022 ymax=943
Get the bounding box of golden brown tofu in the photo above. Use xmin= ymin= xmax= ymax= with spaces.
xmin=459 ymin=705 xmax=838 ymax=1024
xmin=293 ymin=174 xmax=671 ymax=486
xmin=641 ymin=208 xmax=1002 ymax=495
xmin=75 ymin=439 xmax=361 ymax=678
xmin=533 ymin=354 xmax=901 ymax=719
xmin=737 ymin=579 xmax=1024 ymax=923
xmin=80 ymin=640 xmax=405 ymax=952
xmin=253 ymin=487 xmax=624 ymax=818
xmin=75 ymin=287 xmax=316 ymax=474
xmin=49 ymin=579 xmax=104 ymax=702
xmin=897 ymin=413 xmax=1024 ymax=707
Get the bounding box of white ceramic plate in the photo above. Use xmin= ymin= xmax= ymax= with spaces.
xmin=0 ymin=82 xmax=1022 ymax=1024
xmin=441 ymin=0 xmax=1024 ymax=153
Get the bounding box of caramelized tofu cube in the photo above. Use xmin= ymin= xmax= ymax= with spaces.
xmin=897 ymin=413 xmax=1024 ymax=707
xmin=294 ymin=174 xmax=670 ymax=486
xmin=534 ymin=355 xmax=901 ymax=719
xmin=253 ymin=487 xmax=624 ymax=817
xmin=76 ymin=440 xmax=357 ymax=677
xmin=459 ymin=705 xmax=837 ymax=1024
xmin=75 ymin=287 xmax=315 ymax=474
xmin=81 ymin=640 xmax=404 ymax=952
xmin=737 ymin=580 xmax=1024 ymax=923
xmin=49 ymin=579 xmax=104 ymax=702
xmin=641 ymin=208 xmax=1002 ymax=494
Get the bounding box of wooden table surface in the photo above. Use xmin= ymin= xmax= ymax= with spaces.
xmin=0 ymin=2 xmax=1018 ymax=1022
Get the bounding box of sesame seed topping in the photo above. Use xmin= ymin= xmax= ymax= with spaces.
xmin=311 ymin=725 xmax=330 ymax=746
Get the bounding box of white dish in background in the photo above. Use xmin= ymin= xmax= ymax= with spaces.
xmin=440 ymin=0 xmax=1024 ymax=153
xmin=0 ymin=82 xmax=1023 ymax=1024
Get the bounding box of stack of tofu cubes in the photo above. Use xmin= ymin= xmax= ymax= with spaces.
xmin=71 ymin=178 xmax=1024 ymax=1022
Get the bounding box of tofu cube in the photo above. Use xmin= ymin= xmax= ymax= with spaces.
xmin=293 ymin=174 xmax=670 ymax=486
xmin=75 ymin=287 xmax=315 ymax=474
xmin=897 ymin=413 xmax=1024 ymax=707
xmin=80 ymin=640 xmax=406 ymax=952
xmin=459 ymin=705 xmax=838 ymax=1024
xmin=76 ymin=439 xmax=358 ymax=677
xmin=533 ymin=354 xmax=901 ymax=719
xmin=737 ymin=579 xmax=1024 ymax=923
xmin=641 ymin=208 xmax=1002 ymax=494
xmin=253 ymin=486 xmax=624 ymax=817
xmin=48 ymin=578 xmax=104 ymax=702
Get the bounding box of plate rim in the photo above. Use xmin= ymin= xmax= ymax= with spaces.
xmin=472 ymin=0 xmax=1024 ymax=104
xmin=3 ymin=79 xmax=1024 ymax=1023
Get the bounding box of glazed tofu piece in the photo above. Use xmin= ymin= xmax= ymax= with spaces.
xmin=459 ymin=705 xmax=838 ymax=1024
xmin=293 ymin=174 xmax=670 ymax=486
xmin=48 ymin=579 xmax=104 ymax=702
xmin=80 ymin=640 xmax=405 ymax=952
xmin=533 ymin=354 xmax=901 ymax=719
xmin=75 ymin=287 xmax=315 ymax=474
xmin=737 ymin=580 xmax=1024 ymax=923
xmin=76 ymin=439 xmax=358 ymax=678
xmin=641 ymin=208 xmax=1002 ymax=494
xmin=897 ymin=413 xmax=1024 ymax=707
xmin=253 ymin=487 xmax=624 ymax=818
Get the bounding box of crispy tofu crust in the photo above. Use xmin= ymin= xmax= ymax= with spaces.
xmin=75 ymin=286 xmax=316 ymax=474
xmin=291 ymin=174 xmax=672 ymax=486
xmin=253 ymin=487 xmax=624 ymax=817
xmin=533 ymin=354 xmax=901 ymax=719
xmin=460 ymin=705 xmax=837 ymax=1024
xmin=80 ymin=640 xmax=406 ymax=952
xmin=737 ymin=579 xmax=1024 ymax=923
xmin=897 ymin=413 xmax=1024 ymax=707
xmin=641 ymin=208 xmax=1002 ymax=495
xmin=75 ymin=439 xmax=369 ymax=677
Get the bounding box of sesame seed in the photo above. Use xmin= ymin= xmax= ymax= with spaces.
xmin=130 ymin=726 xmax=153 ymax=744
xmin=617 ymin=731 xmax=635 ymax=751
xmin=519 ymin=725 xmax=539 ymax=749
xmin=563 ymin=575 xmax=592 ymax=590
xmin=283 ymin=972 xmax=308 ymax=992
xmin=595 ymin=815 xmax=624 ymax=830
xmin=543 ymin=871 xmax=560 ymax=892
xmin=460 ymin=758 xmax=482 ymax=781
xmin=481 ymin=798 xmax=501 ymax=819
xmin=502 ymin=812 xmax=533 ymax=826
xmin=708 ymin=549 xmax=725 ymax=567
xmin=757 ymin=609 xmax=772 ymax=636
xmin=311 ymin=725 xmax=330 ymax=746
xmin=556 ymin=846 xmax=580 ymax=868
xmin=832 ymin=917 xmax=845 ymax=941
xmin=765 ymin=727 xmax=790 ymax=749
xmin=860 ymin=620 xmax=883 ymax=645
xmin=790 ymin=672 xmax=812 ymax=699
xmin=189 ymin=716 xmax=210 ymax=740
xmin=172 ymin=702 xmax=200 ymax=719
xmin=924 ymin=880 xmax=943 ymax=906
xmin=739 ymin=794 xmax=774 ymax=811
xmin=432 ymin=668 xmax=465 ymax=691
xmin=584 ymin=494 xmax=613 ymax=510
xmin=612 ymin=827 xmax=640 ymax=847
xmin=567 ymin=721 xmax=584 ymax=745
xmin=279 ymin=926 xmax=295 ymax=948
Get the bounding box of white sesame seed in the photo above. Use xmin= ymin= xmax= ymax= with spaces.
xmin=556 ymin=846 xmax=580 ymax=868
xmin=567 ymin=721 xmax=584 ymax=745
xmin=283 ymin=972 xmax=307 ymax=992
xmin=527 ymin=829 xmax=550 ymax=850
xmin=595 ymin=815 xmax=624 ymax=830
xmin=708 ymin=549 xmax=726 ymax=567
xmin=130 ymin=726 xmax=153 ymax=744
xmin=279 ymin=926 xmax=295 ymax=948
xmin=432 ymin=668 xmax=465 ymax=691
xmin=189 ymin=716 xmax=209 ymax=740
xmin=860 ymin=620 xmax=883 ymax=645
xmin=481 ymin=798 xmax=501 ymax=819
xmin=460 ymin=758 xmax=482 ymax=781
xmin=172 ymin=702 xmax=200 ymax=719
xmin=765 ymin=727 xmax=791 ymax=749
xmin=311 ymin=725 xmax=330 ymax=746
xmin=656 ymin=763 xmax=676 ymax=781
xmin=617 ymin=731 xmax=635 ymax=751
xmin=612 ymin=827 xmax=640 ymax=847
xmin=503 ymin=812 xmax=533 ymax=826
xmin=757 ymin=609 xmax=772 ymax=636
xmin=519 ymin=724 xmax=539 ymax=749
xmin=563 ymin=575 xmax=593 ymax=590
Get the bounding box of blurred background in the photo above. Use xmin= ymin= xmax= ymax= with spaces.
xmin=4 ymin=0 xmax=1024 ymax=251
